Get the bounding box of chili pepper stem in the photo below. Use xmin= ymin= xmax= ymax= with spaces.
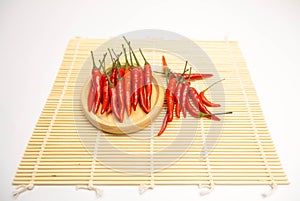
xmin=122 ymin=44 xmax=129 ymax=69
xmin=201 ymin=111 xmax=232 ymax=117
xmin=203 ymin=78 xmax=225 ymax=92
xmin=112 ymin=48 xmax=118 ymax=58
xmin=112 ymin=49 xmax=122 ymax=67
xmin=139 ymin=48 xmax=149 ymax=64
xmin=107 ymin=48 xmax=115 ymax=65
xmin=182 ymin=61 xmax=188 ymax=76
xmin=90 ymin=51 xmax=98 ymax=69
xmin=187 ymin=67 xmax=192 ymax=82
xmin=129 ymin=47 xmax=134 ymax=67
xmin=99 ymin=54 xmax=114 ymax=87
xmin=123 ymin=36 xmax=140 ymax=66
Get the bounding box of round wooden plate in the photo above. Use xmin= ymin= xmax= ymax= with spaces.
xmin=81 ymin=74 xmax=165 ymax=134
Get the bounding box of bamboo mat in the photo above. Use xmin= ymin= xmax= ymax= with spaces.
xmin=13 ymin=38 xmax=288 ymax=197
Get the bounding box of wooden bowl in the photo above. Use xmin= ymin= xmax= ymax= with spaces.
xmin=81 ymin=74 xmax=164 ymax=134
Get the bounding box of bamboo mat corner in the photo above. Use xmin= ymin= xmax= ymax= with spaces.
xmin=13 ymin=38 xmax=289 ymax=196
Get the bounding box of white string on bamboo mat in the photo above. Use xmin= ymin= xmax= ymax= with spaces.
xmin=76 ymin=131 xmax=103 ymax=198
xmin=198 ymin=119 xmax=214 ymax=195
xmin=225 ymin=37 xmax=277 ymax=197
xmin=139 ymin=123 xmax=155 ymax=194
xmin=139 ymin=49 xmax=156 ymax=194
xmin=13 ymin=39 xmax=81 ymax=198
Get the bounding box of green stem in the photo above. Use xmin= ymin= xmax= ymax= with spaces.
xmin=107 ymin=48 xmax=115 ymax=68
xmin=122 ymin=44 xmax=129 ymax=70
xmin=187 ymin=67 xmax=192 ymax=82
xmin=182 ymin=61 xmax=188 ymax=76
xmin=117 ymin=67 xmax=121 ymax=80
xmin=90 ymin=51 xmax=97 ymax=69
xmin=129 ymin=48 xmax=134 ymax=67
xmin=139 ymin=48 xmax=149 ymax=64
xmin=112 ymin=49 xmax=122 ymax=68
xmin=123 ymin=36 xmax=140 ymax=67
xmin=99 ymin=53 xmax=107 ymax=72
xmin=202 ymin=78 xmax=225 ymax=92
xmin=99 ymin=53 xmax=114 ymax=87
xmin=201 ymin=111 xmax=232 ymax=117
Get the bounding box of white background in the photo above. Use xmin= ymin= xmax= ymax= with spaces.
xmin=1 ymin=0 xmax=300 ymax=200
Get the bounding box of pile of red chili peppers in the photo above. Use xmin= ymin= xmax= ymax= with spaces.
xmin=158 ymin=56 xmax=232 ymax=136
xmin=87 ymin=37 xmax=153 ymax=123
xmin=87 ymin=36 xmax=231 ymax=134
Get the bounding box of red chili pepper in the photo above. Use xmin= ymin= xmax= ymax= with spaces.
xmin=186 ymin=95 xmax=202 ymax=118
xmin=122 ymin=44 xmax=132 ymax=116
xmin=199 ymin=79 xmax=224 ymax=107
xmin=174 ymin=62 xmax=188 ymax=118
xmin=111 ymin=48 xmax=124 ymax=78
xmin=162 ymin=55 xmax=170 ymax=75
xmin=106 ymin=102 xmax=112 ymax=114
xmin=166 ymin=77 xmax=177 ymax=122
xmin=123 ymin=37 xmax=142 ymax=111
xmin=130 ymin=67 xmax=139 ymax=110
xmin=161 ymin=56 xmax=213 ymax=81
xmin=155 ymin=70 xmax=213 ymax=81
xmin=157 ymin=111 xmax=169 ymax=136
xmin=173 ymin=73 xmax=213 ymax=80
xmin=116 ymin=68 xmax=125 ymax=122
xmin=139 ymin=48 xmax=152 ymax=111
xmin=137 ymin=67 xmax=149 ymax=113
xmin=180 ymin=67 xmax=192 ymax=118
xmin=111 ymin=68 xmax=117 ymax=85
xmin=124 ymin=69 xmax=131 ymax=115
xmin=87 ymin=80 xmax=95 ymax=111
xmin=100 ymin=68 xmax=109 ymax=114
xmin=119 ymin=68 xmax=125 ymax=76
xmin=90 ymin=51 xmax=102 ymax=114
xmin=111 ymin=49 xmax=126 ymax=121
xmin=109 ymin=85 xmax=121 ymax=121
xmin=128 ymin=49 xmax=139 ymax=110
xmin=100 ymin=55 xmax=121 ymax=122
xmin=174 ymin=82 xmax=182 ymax=118
xmin=188 ymin=87 xmax=220 ymax=121
xmin=180 ymin=81 xmax=190 ymax=118
xmin=108 ymin=48 xmax=118 ymax=86
xmin=199 ymin=91 xmax=220 ymax=107
xmin=185 ymin=96 xmax=230 ymax=119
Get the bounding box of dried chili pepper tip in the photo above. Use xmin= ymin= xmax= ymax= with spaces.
xmin=157 ymin=111 xmax=169 ymax=136
xmin=87 ymin=81 xmax=95 ymax=111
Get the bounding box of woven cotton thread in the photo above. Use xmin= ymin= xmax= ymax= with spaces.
xmin=139 ymin=123 xmax=155 ymax=194
xmin=76 ymin=131 xmax=103 ymax=198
